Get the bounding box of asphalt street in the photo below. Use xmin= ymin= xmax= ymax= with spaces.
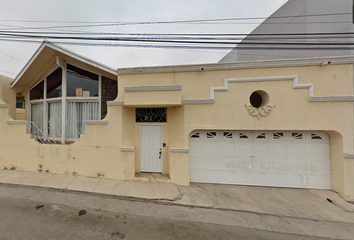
xmin=0 ymin=185 xmax=336 ymax=240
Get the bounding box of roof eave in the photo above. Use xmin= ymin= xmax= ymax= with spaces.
xmin=11 ymin=41 xmax=117 ymax=89
xmin=117 ymin=55 xmax=354 ymax=75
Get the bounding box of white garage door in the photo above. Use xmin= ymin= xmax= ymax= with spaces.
xmin=189 ymin=131 xmax=331 ymax=189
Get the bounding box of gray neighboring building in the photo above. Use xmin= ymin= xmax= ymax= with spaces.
xmin=219 ymin=0 xmax=354 ymax=63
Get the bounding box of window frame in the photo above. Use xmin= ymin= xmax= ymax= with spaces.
xmin=28 ymin=62 xmax=102 ymax=144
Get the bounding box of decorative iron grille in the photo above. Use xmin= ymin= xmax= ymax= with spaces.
xmin=136 ymin=108 xmax=167 ymax=123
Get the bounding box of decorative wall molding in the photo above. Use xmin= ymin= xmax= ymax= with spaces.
xmin=344 ymin=153 xmax=354 ymax=159
xmin=181 ymin=99 xmax=215 ymax=105
xmin=182 ymin=75 xmax=354 ymax=105
xmin=212 ymin=75 xmax=313 ymax=99
xmin=310 ymin=96 xmax=354 ymax=102
xmin=6 ymin=120 xmax=26 ymax=125
xmin=84 ymin=120 xmax=107 ymax=125
xmin=121 ymin=147 xmax=135 ymax=152
xmin=125 ymin=85 xmax=182 ymax=92
xmin=0 ymin=103 xmax=7 ymax=108
xmin=107 ymin=101 xmax=124 ymax=106
xmin=170 ymin=148 xmax=189 ymax=153
xmin=245 ymin=104 xmax=275 ymax=120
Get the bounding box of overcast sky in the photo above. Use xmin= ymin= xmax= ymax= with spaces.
xmin=0 ymin=0 xmax=288 ymax=78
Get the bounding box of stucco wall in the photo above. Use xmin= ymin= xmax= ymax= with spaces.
xmin=1 ymin=62 xmax=354 ymax=200
xmin=0 ymin=103 xmax=135 ymax=181
xmin=0 ymin=75 xmax=16 ymax=119
xmin=117 ymin=63 xmax=354 ymax=199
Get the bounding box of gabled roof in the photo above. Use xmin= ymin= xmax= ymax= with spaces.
xmin=11 ymin=41 xmax=117 ymax=92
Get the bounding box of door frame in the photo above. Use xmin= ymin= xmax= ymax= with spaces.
xmin=140 ymin=124 xmax=163 ymax=173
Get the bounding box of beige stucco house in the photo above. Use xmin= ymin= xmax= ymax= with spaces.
xmin=1 ymin=42 xmax=354 ymax=200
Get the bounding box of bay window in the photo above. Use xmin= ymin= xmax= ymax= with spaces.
xmin=29 ymin=63 xmax=102 ymax=144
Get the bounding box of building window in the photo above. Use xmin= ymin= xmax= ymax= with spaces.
xmin=16 ymin=96 xmax=25 ymax=109
xmin=67 ymin=64 xmax=99 ymax=97
xmin=29 ymin=65 xmax=102 ymax=144
xmin=136 ymin=108 xmax=167 ymax=123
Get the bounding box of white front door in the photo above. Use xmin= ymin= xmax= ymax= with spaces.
xmin=140 ymin=125 xmax=163 ymax=173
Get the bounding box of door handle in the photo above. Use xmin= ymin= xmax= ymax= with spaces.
xmin=159 ymin=148 xmax=162 ymax=159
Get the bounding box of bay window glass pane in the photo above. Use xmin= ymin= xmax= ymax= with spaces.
xmin=48 ymin=102 xmax=62 ymax=138
xmin=30 ymin=81 xmax=44 ymax=100
xmin=30 ymin=103 xmax=44 ymax=136
xmin=67 ymin=102 xmax=99 ymax=138
xmin=67 ymin=64 xmax=99 ymax=97
xmin=47 ymin=68 xmax=62 ymax=98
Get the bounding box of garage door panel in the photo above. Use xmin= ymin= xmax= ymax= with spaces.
xmin=204 ymin=170 xmax=221 ymax=182
xmin=222 ymin=157 xmax=237 ymax=169
xmin=253 ymin=143 xmax=270 ymax=156
xmin=205 ymin=156 xmax=223 ymax=168
xmin=189 ymin=130 xmax=331 ymax=189
xmin=309 ymin=160 xmax=328 ymax=173
xmin=221 ymin=142 xmax=236 ymax=154
xmin=288 ymin=145 xmax=308 ymax=156
xmin=220 ymin=171 xmax=237 ymax=183
xmin=237 ymin=143 xmax=252 ymax=155
xmin=255 ymin=157 xmax=271 ymax=170
xmin=289 ymin=159 xmax=308 ymax=172
xmin=190 ymin=169 xmax=204 ymax=181
xmin=307 ymin=174 xmax=332 ymax=189
xmin=203 ymin=142 xmax=219 ymax=154
xmin=189 ymin=156 xmax=203 ymax=168
xmin=238 ymin=157 xmax=254 ymax=169
xmin=189 ymin=142 xmax=203 ymax=154
xmin=272 ymin=158 xmax=289 ymax=171
xmin=309 ymin=145 xmax=329 ymax=157
xmin=271 ymin=144 xmax=288 ymax=156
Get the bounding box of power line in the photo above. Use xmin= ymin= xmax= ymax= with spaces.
xmin=0 ymin=55 xmax=23 ymax=66
xmin=0 ymin=12 xmax=351 ymax=31
xmin=2 ymin=31 xmax=354 ymax=46
xmin=0 ymin=50 xmax=25 ymax=63
xmin=0 ymin=12 xmax=349 ymax=24
xmin=1 ymin=37 xmax=354 ymax=51
xmin=3 ymin=29 xmax=354 ymax=37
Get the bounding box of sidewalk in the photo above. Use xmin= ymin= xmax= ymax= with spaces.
xmin=0 ymin=169 xmax=181 ymax=200
xmin=1 ymin=169 xmax=354 ymax=239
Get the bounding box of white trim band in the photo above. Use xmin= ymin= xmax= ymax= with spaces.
xmin=182 ymin=99 xmax=215 ymax=105
xmin=121 ymin=147 xmax=135 ymax=152
xmin=170 ymin=148 xmax=189 ymax=153
xmin=84 ymin=120 xmax=107 ymax=125
xmin=125 ymin=85 xmax=182 ymax=92
xmin=344 ymin=153 xmax=354 ymax=159
xmin=0 ymin=104 xmax=7 ymax=108
xmin=310 ymin=96 xmax=354 ymax=102
xmin=6 ymin=120 xmax=26 ymax=125
xmin=107 ymin=101 xmax=124 ymax=106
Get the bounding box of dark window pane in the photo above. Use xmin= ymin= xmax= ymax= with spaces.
xmin=191 ymin=133 xmax=199 ymax=139
xmin=136 ymin=108 xmax=167 ymax=122
xmin=30 ymin=81 xmax=44 ymax=100
xmin=239 ymin=133 xmax=249 ymax=139
xmin=16 ymin=96 xmax=25 ymax=109
xmin=67 ymin=64 xmax=99 ymax=97
xmin=47 ymin=67 xmax=62 ymax=98
xmin=223 ymin=132 xmax=232 ymax=138
xmin=207 ymin=132 xmax=216 ymax=138
xmin=256 ymin=133 xmax=266 ymax=139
